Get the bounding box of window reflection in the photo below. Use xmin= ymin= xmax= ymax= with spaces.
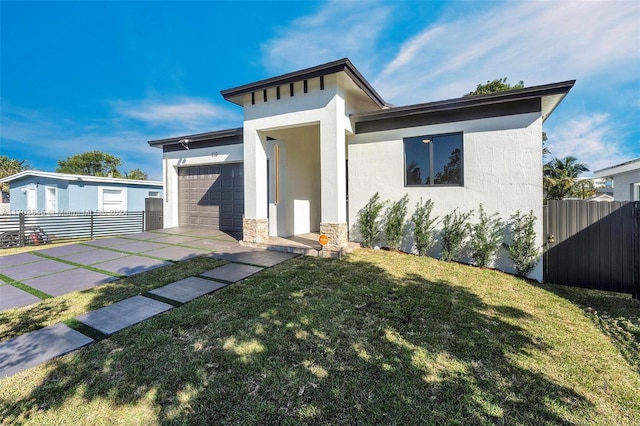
xmin=404 ymin=133 xmax=462 ymax=186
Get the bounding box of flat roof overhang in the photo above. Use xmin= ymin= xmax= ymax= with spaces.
xmin=148 ymin=128 xmax=243 ymax=152
xmin=352 ymin=80 xmax=575 ymax=134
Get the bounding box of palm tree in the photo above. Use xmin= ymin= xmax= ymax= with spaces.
xmin=543 ymin=156 xmax=589 ymax=201
xmin=0 ymin=155 xmax=29 ymax=193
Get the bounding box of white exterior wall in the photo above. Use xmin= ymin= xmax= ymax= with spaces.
xmin=612 ymin=170 xmax=640 ymax=201
xmin=266 ymin=127 xmax=321 ymax=237
xmin=348 ymin=112 xmax=545 ymax=281
xmin=242 ymin=73 xmax=375 ymax=238
xmin=161 ymin=144 xmax=243 ymax=228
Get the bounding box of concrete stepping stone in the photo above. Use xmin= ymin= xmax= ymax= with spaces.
xmin=2 ymin=259 xmax=75 ymax=281
xmin=120 ymin=232 xmax=162 ymax=241
xmin=186 ymin=238 xmax=238 ymax=251
xmin=114 ymin=241 xmax=168 ymax=253
xmin=201 ymin=263 xmax=263 ymax=283
xmin=212 ymin=248 xmax=298 ymax=267
xmin=0 ymin=252 xmax=43 ymax=268
xmin=179 ymin=228 xmax=227 ymax=238
xmin=151 ymin=235 xmax=201 ymax=245
xmin=0 ymin=284 xmax=41 ymax=311
xmin=38 ymin=244 xmax=87 ymax=257
xmin=59 ymin=248 xmax=127 ymax=265
xmin=92 ymin=255 xmax=171 ymax=276
xmin=149 ymin=277 xmax=227 ymax=303
xmin=84 ymin=237 xmax=130 ymax=247
xmin=75 ymin=295 xmax=173 ymax=335
xmin=23 ymin=268 xmax=117 ymax=297
xmin=0 ymin=323 xmax=94 ymax=378
xmin=142 ymin=246 xmax=209 ymax=261
xmin=155 ymin=226 xmax=192 ymax=235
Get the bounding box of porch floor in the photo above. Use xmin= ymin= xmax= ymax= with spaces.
xmin=240 ymin=233 xmax=360 ymax=257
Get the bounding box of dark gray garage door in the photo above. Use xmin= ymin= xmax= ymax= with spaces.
xmin=178 ymin=163 xmax=244 ymax=236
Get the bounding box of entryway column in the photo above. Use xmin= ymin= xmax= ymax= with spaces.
xmin=243 ymin=127 xmax=269 ymax=243
xmin=319 ymin=94 xmax=348 ymax=250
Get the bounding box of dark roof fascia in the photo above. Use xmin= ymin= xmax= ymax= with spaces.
xmin=148 ymin=127 xmax=243 ymax=148
xmin=351 ymin=80 xmax=576 ymax=123
xmin=220 ymin=58 xmax=386 ymax=108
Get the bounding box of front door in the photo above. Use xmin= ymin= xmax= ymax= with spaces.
xmin=26 ymin=188 xmax=37 ymax=211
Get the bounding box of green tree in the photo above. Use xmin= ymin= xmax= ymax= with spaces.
xmin=384 ymin=194 xmax=409 ymax=250
xmin=470 ymin=204 xmax=503 ymax=268
xmin=358 ymin=192 xmax=386 ymax=248
xmin=466 ymin=77 xmax=524 ymax=96
xmin=124 ymin=168 xmax=148 ymax=180
xmin=440 ymin=209 xmax=472 ymax=261
xmin=57 ymin=151 xmax=122 ymax=177
xmin=56 ymin=151 xmax=148 ymax=180
xmin=543 ymin=156 xmax=590 ymax=201
xmin=411 ymin=198 xmax=438 ymax=256
xmin=504 ymin=210 xmax=539 ymax=277
xmin=0 ymin=155 xmax=29 ymax=193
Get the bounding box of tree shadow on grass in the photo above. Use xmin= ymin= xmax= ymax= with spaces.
xmin=1 ymin=256 xmax=594 ymax=424
xmin=0 ymin=256 xmax=226 ymax=342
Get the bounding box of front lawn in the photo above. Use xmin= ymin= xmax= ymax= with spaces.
xmin=1 ymin=250 xmax=639 ymax=425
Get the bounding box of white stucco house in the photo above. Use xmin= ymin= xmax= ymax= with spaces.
xmin=594 ymin=158 xmax=640 ymax=201
xmin=149 ymin=58 xmax=574 ymax=280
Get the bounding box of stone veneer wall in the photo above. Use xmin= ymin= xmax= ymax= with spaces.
xmin=320 ymin=222 xmax=348 ymax=250
xmin=243 ymin=218 xmax=269 ymax=243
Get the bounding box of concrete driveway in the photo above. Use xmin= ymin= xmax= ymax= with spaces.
xmin=0 ymin=226 xmax=241 ymax=312
xmin=1 ymin=226 xmax=299 ymax=378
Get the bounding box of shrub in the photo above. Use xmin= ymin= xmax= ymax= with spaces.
xmin=411 ymin=198 xmax=438 ymax=256
xmin=470 ymin=204 xmax=503 ymax=267
xmin=358 ymin=192 xmax=386 ymax=248
xmin=384 ymin=194 xmax=409 ymax=250
xmin=504 ymin=210 xmax=539 ymax=277
xmin=440 ymin=209 xmax=472 ymax=261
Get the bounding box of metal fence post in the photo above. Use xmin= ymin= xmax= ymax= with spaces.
xmin=90 ymin=211 xmax=94 ymax=240
xmin=142 ymin=211 xmax=146 ymax=232
xmin=634 ymin=202 xmax=639 ymax=300
xmin=18 ymin=212 xmax=25 ymax=247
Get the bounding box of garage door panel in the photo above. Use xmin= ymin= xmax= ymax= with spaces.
xmin=178 ymin=163 xmax=243 ymax=235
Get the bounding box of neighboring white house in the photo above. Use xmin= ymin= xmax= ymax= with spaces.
xmin=0 ymin=171 xmax=163 ymax=213
xmin=149 ymin=58 xmax=574 ymax=280
xmin=594 ymin=158 xmax=640 ymax=201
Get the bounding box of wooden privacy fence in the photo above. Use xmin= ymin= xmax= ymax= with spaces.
xmin=544 ymin=200 xmax=639 ymax=299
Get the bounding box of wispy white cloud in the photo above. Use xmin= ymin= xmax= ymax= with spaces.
xmin=546 ymin=113 xmax=634 ymax=174
xmin=260 ymin=0 xmax=394 ymax=75
xmin=1 ymin=97 xmax=240 ymax=179
xmin=374 ymin=1 xmax=640 ymax=104
xmin=113 ymin=98 xmax=239 ymax=131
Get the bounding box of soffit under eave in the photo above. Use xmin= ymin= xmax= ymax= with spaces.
xmin=541 ymin=92 xmax=569 ymax=123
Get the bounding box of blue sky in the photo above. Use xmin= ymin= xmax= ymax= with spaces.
xmin=1 ymin=0 xmax=638 ymax=180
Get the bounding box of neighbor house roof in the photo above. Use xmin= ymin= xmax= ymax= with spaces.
xmin=594 ymin=158 xmax=640 ymax=178
xmin=220 ymin=58 xmax=387 ymax=108
xmin=0 ymin=171 xmax=162 ymax=186
xmin=351 ymin=80 xmax=575 ymax=133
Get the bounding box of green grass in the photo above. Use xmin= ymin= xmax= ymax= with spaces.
xmin=543 ymin=284 xmax=640 ymax=375
xmin=0 ymin=256 xmax=226 ymax=341
xmin=1 ymin=250 xmax=639 ymax=425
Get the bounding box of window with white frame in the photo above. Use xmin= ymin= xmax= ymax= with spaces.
xmin=404 ymin=132 xmax=463 ymax=186
xmin=633 ymin=183 xmax=640 ymax=201
xmin=148 ymin=191 xmax=160 ymax=198
xmin=98 ymin=187 xmax=127 ymax=211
